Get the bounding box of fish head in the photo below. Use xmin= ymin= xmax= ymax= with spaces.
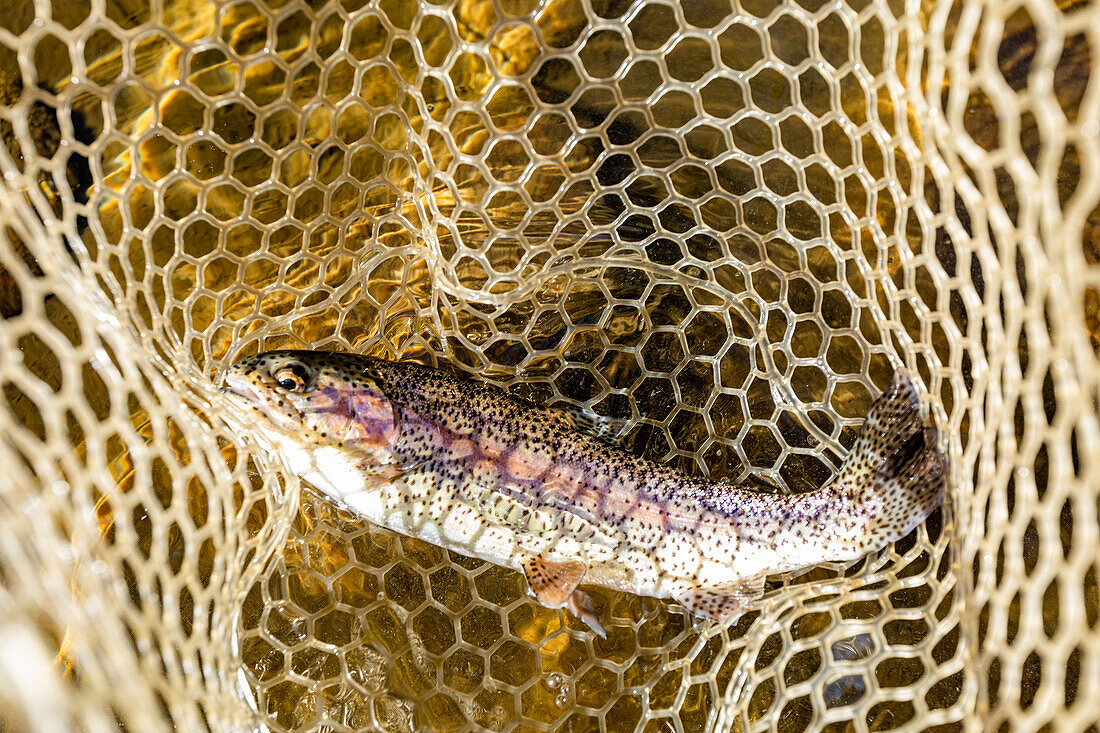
xmin=222 ymin=350 xmax=398 ymax=462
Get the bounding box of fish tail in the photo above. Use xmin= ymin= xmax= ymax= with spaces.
xmin=834 ymin=371 xmax=947 ymax=551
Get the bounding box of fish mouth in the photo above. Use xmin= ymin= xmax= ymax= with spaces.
xmin=220 ymin=385 xmax=248 ymax=401
xmin=221 ymin=373 xmax=263 ymax=404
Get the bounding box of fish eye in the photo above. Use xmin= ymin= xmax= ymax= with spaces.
xmin=272 ymin=362 xmax=313 ymax=393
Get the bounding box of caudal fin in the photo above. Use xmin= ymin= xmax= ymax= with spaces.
xmin=836 ymin=371 xmax=947 ymax=551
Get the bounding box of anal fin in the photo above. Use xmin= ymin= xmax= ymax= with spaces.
xmin=674 ymin=571 xmax=767 ymax=622
xmin=520 ymin=556 xmax=606 ymax=637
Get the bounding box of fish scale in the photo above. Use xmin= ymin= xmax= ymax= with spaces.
xmin=222 ymin=350 xmax=946 ymax=636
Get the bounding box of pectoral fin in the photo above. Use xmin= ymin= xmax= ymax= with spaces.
xmin=520 ymin=556 xmax=606 ymax=638
xmin=356 ymin=459 xmax=423 ymax=482
xmin=674 ymin=571 xmax=767 ymax=622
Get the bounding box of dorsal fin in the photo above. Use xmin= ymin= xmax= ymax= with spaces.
xmin=542 ymin=403 xmax=624 ymax=446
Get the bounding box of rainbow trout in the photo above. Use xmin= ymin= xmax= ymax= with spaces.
xmin=223 ymin=351 xmax=945 ymax=636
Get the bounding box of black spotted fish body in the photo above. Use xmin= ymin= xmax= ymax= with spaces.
xmin=223 ymin=350 xmax=946 ymax=635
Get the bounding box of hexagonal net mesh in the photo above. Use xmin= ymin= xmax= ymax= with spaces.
xmin=0 ymin=0 xmax=1096 ymax=730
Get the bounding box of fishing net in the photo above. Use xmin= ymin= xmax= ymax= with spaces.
xmin=0 ymin=0 xmax=1096 ymax=730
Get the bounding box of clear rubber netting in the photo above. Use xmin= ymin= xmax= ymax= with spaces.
xmin=0 ymin=0 xmax=1096 ymax=730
